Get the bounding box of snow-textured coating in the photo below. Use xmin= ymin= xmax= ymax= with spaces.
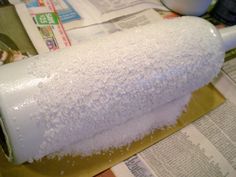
xmin=21 ymin=17 xmax=223 ymax=160
xmin=57 ymin=94 xmax=191 ymax=156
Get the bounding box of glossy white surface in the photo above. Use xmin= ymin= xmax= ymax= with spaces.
xmin=219 ymin=25 xmax=236 ymax=52
xmin=161 ymin=0 xmax=212 ymax=16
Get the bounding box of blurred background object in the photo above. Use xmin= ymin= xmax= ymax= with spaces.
xmin=0 ymin=33 xmax=28 ymax=65
xmin=0 ymin=0 xmax=9 ymax=6
xmin=211 ymin=0 xmax=236 ymax=25
xmin=161 ymin=0 xmax=212 ymax=16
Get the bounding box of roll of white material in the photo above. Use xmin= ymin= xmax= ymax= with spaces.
xmin=0 ymin=17 xmax=225 ymax=164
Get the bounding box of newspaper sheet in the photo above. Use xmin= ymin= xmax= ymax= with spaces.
xmin=9 ymin=0 xmax=81 ymax=29
xmin=24 ymin=0 xmax=80 ymax=22
xmin=222 ymin=59 xmax=236 ymax=84
xmin=213 ymin=58 xmax=236 ymax=105
xmin=12 ymin=0 xmax=167 ymax=50
xmin=24 ymin=0 xmax=81 ymax=31
xmin=10 ymin=0 xmax=168 ymax=30
xmin=67 ymin=9 xmax=162 ymax=45
xmin=13 ymin=3 xmax=49 ymax=53
xmin=13 ymin=2 xmax=71 ymax=53
xmin=111 ymin=58 xmax=236 ymax=177
xmin=67 ymin=0 xmax=168 ymax=28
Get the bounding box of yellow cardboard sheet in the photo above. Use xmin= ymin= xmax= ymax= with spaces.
xmin=0 ymin=84 xmax=225 ymax=177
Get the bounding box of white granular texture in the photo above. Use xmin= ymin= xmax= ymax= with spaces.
xmin=28 ymin=17 xmax=224 ymax=160
xmin=57 ymin=94 xmax=191 ymax=156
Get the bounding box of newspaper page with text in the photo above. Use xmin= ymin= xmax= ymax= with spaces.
xmin=222 ymin=59 xmax=236 ymax=84
xmin=67 ymin=9 xmax=162 ymax=44
xmin=68 ymin=0 xmax=167 ymax=28
xmin=213 ymin=59 xmax=236 ymax=105
xmin=12 ymin=0 xmax=168 ymax=51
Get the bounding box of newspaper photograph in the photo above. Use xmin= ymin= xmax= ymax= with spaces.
xmin=30 ymin=11 xmax=71 ymax=50
xmin=13 ymin=1 xmax=71 ymax=52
